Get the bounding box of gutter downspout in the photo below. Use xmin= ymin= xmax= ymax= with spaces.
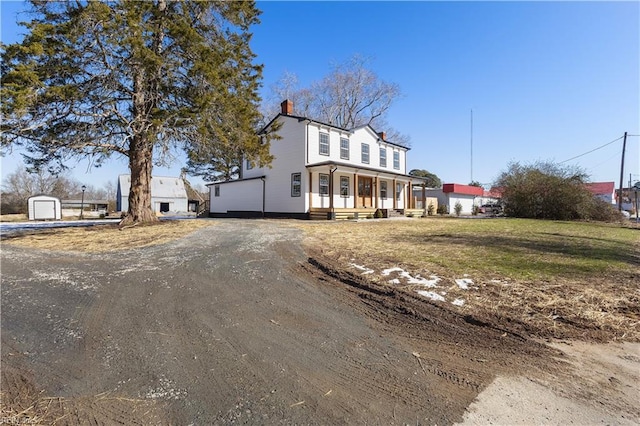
xmin=261 ymin=177 xmax=266 ymax=218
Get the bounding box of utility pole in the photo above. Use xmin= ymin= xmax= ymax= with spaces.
xmin=470 ymin=109 xmax=473 ymax=183
xmin=618 ymin=132 xmax=627 ymax=211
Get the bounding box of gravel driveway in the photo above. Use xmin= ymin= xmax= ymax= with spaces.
xmin=2 ymin=219 xmax=638 ymax=424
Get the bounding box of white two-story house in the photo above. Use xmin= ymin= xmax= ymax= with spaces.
xmin=208 ymin=100 xmax=425 ymax=219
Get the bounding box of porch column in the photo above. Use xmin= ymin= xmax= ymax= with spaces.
xmin=422 ymin=184 xmax=426 ymax=214
xmin=408 ymin=182 xmax=413 ymax=209
xmin=393 ymin=178 xmax=397 ymax=210
xmin=354 ymin=173 xmax=359 ymax=208
xmin=308 ymin=171 xmax=313 ymax=209
xmin=403 ymin=183 xmax=407 ymax=210
xmin=329 ymin=168 xmax=334 ymax=215
xmin=375 ymin=176 xmax=379 ymax=209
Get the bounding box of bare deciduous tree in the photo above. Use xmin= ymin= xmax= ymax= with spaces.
xmin=264 ymin=55 xmax=409 ymax=146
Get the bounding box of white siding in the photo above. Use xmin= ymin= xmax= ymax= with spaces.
xmin=306 ymin=124 xmax=409 ymax=175
xmin=210 ymin=179 xmax=263 ymax=213
xmin=309 ymin=172 xmax=356 ymax=209
xmin=258 ymin=116 xmax=308 ymax=213
xmin=446 ymin=194 xmax=476 ymax=215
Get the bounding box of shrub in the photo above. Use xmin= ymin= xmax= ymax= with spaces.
xmin=472 ymin=205 xmax=480 ymax=216
xmin=437 ymin=204 xmax=448 ymax=215
xmin=454 ymin=201 xmax=463 ymax=216
xmin=494 ymin=161 xmax=618 ymax=222
xmin=374 ymin=209 xmax=384 ymax=219
xmin=427 ymin=202 xmax=435 ymax=216
xmin=366 ymin=213 xmax=374 ymax=219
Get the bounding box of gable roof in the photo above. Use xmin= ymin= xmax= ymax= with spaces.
xmin=585 ymin=182 xmax=615 ymax=196
xmin=260 ymin=113 xmax=410 ymax=151
xmin=118 ymin=175 xmax=187 ymax=199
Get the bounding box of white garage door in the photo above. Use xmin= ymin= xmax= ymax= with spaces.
xmin=33 ymin=200 xmax=56 ymax=220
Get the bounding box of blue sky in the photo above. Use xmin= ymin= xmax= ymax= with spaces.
xmin=2 ymin=1 xmax=639 ymax=190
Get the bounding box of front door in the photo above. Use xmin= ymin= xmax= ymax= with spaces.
xmin=358 ymin=177 xmax=373 ymax=208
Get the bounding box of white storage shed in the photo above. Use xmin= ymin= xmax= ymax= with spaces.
xmin=28 ymin=195 xmax=62 ymax=220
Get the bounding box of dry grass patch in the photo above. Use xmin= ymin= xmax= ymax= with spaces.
xmin=2 ymin=219 xmax=214 ymax=253
xmin=0 ymin=214 xmax=28 ymax=222
xmin=295 ymin=218 xmax=640 ymax=341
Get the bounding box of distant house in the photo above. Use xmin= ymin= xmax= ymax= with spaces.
xmin=423 ymin=184 xmax=484 ymax=215
xmin=586 ymin=182 xmax=615 ymax=204
xmin=117 ymin=175 xmax=188 ymax=213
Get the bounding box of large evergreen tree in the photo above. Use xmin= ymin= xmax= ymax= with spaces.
xmin=1 ymin=0 xmax=274 ymax=224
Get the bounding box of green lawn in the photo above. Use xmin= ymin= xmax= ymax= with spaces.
xmin=298 ymin=218 xmax=639 ymax=281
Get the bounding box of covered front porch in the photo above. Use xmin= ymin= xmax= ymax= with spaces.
xmin=306 ymin=162 xmax=427 ymax=220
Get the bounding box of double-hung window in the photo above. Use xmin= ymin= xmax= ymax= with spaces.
xmin=361 ymin=143 xmax=370 ymax=164
xmin=319 ymin=174 xmax=329 ymax=196
xmin=340 ymin=176 xmax=349 ymax=197
xmin=396 ymin=183 xmax=403 ymax=201
xmin=393 ymin=151 xmax=400 ymax=170
xmin=214 ymin=185 xmax=220 ymax=197
xmin=246 ymin=159 xmax=253 ymax=170
xmin=340 ymin=138 xmax=349 ymax=160
xmin=291 ymin=173 xmax=301 ymax=197
xmin=319 ymin=133 xmax=330 ymax=156
xmin=379 ymin=147 xmax=387 ymax=168
xmin=380 ymin=181 xmax=387 ymax=199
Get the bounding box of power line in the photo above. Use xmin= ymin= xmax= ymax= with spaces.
xmin=559 ymin=135 xmax=624 ymax=164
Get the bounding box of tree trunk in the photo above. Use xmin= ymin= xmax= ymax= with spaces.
xmin=121 ymin=134 xmax=158 ymax=225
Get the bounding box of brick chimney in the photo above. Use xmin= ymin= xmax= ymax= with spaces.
xmin=281 ymin=99 xmax=293 ymax=115
xmin=378 ymin=131 xmax=386 ymax=140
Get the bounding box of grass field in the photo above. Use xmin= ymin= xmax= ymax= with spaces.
xmin=295 ymin=218 xmax=640 ymax=341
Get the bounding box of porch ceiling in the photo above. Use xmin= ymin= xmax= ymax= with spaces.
xmin=306 ymin=161 xmax=423 ymax=183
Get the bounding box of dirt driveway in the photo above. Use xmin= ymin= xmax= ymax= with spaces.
xmin=1 ymin=220 xmax=638 ymax=424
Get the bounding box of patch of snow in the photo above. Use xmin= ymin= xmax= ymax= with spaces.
xmin=416 ymin=290 xmax=446 ymax=302
xmin=452 ymin=298 xmax=465 ymax=306
xmin=455 ymin=278 xmax=474 ymax=290
xmin=382 ymin=267 xmax=440 ymax=287
xmin=388 ymin=278 xmax=401 ymax=285
xmin=349 ymin=263 xmax=374 ymax=275
xmin=407 ymin=274 xmax=441 ymax=287
xmin=381 ymin=267 xmax=405 ymax=276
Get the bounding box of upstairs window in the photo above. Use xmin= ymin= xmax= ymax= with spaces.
xmin=361 ymin=143 xmax=370 ymax=164
xmin=379 ymin=147 xmax=387 ymax=168
xmin=393 ymin=151 xmax=400 ymax=170
xmin=319 ymin=174 xmax=329 ymax=196
xmin=291 ymin=173 xmax=301 ymax=197
xmin=319 ymin=133 xmax=330 ymax=156
xmin=214 ymin=185 xmax=220 ymax=197
xmin=340 ymin=138 xmax=350 ymax=160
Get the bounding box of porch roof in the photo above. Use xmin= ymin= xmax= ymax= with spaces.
xmin=306 ymin=161 xmax=424 ymax=183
